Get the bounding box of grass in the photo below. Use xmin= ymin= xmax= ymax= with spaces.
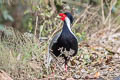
xmin=0 ymin=30 xmax=49 ymax=79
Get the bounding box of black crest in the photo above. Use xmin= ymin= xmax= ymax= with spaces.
xmin=64 ymin=12 xmax=74 ymax=24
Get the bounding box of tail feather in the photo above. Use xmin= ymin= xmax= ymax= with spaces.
xmin=44 ymin=50 xmax=53 ymax=68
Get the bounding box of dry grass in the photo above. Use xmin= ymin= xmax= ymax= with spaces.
xmin=0 ymin=27 xmax=48 ymax=79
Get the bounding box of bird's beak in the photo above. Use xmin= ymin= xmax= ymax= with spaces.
xmin=59 ymin=13 xmax=66 ymax=21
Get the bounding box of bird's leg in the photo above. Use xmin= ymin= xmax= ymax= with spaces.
xmin=65 ymin=64 xmax=68 ymax=72
xmin=64 ymin=58 xmax=68 ymax=72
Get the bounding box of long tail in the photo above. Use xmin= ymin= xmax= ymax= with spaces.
xmin=44 ymin=49 xmax=52 ymax=68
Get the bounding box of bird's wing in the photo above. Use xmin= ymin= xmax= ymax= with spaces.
xmin=49 ymin=32 xmax=61 ymax=49
xmin=45 ymin=32 xmax=61 ymax=68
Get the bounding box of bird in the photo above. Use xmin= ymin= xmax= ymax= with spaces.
xmin=46 ymin=12 xmax=78 ymax=72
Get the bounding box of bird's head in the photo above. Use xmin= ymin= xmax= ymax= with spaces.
xmin=59 ymin=12 xmax=73 ymax=24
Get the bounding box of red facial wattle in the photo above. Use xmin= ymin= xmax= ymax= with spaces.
xmin=59 ymin=13 xmax=66 ymax=21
